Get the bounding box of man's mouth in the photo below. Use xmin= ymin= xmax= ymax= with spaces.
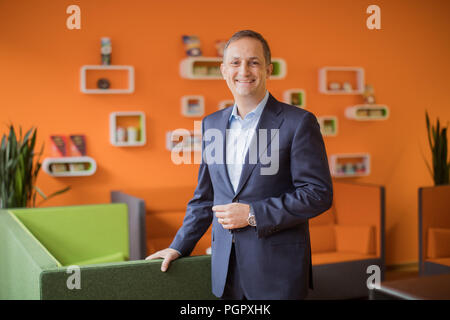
xmin=235 ymin=79 xmax=255 ymax=84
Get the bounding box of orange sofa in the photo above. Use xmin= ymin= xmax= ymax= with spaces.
xmin=116 ymin=181 xmax=384 ymax=299
xmin=306 ymin=181 xmax=385 ymax=299
xmin=418 ymin=185 xmax=450 ymax=276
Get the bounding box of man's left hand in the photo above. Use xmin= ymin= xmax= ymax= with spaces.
xmin=212 ymin=203 xmax=250 ymax=229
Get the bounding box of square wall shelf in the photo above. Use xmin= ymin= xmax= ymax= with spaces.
xmin=345 ymin=104 xmax=389 ymax=121
xmin=166 ymin=130 xmax=201 ymax=152
xmin=330 ymin=153 xmax=370 ymax=178
xmin=80 ymin=65 xmax=134 ymax=94
xmin=109 ymin=111 xmax=146 ymax=147
xmin=283 ymin=89 xmax=306 ymax=108
xmin=319 ymin=67 xmax=365 ymax=94
xmin=180 ymin=57 xmax=286 ymax=80
xmin=42 ymin=156 xmax=97 ymax=177
xmin=181 ymin=96 xmax=205 ymax=117
xmin=318 ymin=116 xmax=338 ymax=136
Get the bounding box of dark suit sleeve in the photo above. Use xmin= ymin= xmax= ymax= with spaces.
xmin=169 ymin=120 xmax=214 ymax=256
xmin=251 ymin=111 xmax=333 ymax=238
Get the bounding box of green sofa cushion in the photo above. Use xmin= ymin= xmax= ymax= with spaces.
xmin=73 ymin=252 xmax=126 ymax=266
xmin=10 ymin=204 xmax=129 ymax=266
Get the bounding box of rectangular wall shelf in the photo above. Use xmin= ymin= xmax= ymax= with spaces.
xmin=109 ymin=111 xmax=146 ymax=147
xmin=42 ymin=156 xmax=97 ymax=177
xmin=345 ymin=104 xmax=389 ymax=121
xmin=80 ymin=65 xmax=134 ymax=94
xmin=318 ymin=116 xmax=338 ymax=136
xmin=330 ymin=153 xmax=370 ymax=178
xmin=180 ymin=57 xmax=286 ymax=79
xmin=319 ymin=67 xmax=365 ymax=94
xmin=283 ymin=89 xmax=306 ymax=108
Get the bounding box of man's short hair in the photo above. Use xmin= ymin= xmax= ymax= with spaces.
xmin=223 ymin=30 xmax=272 ymax=65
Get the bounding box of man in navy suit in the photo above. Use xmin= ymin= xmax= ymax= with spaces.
xmin=146 ymin=30 xmax=333 ymax=300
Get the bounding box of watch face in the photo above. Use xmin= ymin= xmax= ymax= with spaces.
xmin=248 ymin=215 xmax=256 ymax=227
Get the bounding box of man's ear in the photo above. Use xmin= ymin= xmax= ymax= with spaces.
xmin=266 ymin=63 xmax=273 ymax=78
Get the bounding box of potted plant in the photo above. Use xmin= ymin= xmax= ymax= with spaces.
xmin=0 ymin=125 xmax=69 ymax=208
xmin=425 ymin=111 xmax=450 ymax=186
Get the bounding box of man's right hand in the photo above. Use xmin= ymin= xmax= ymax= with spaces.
xmin=145 ymin=248 xmax=181 ymax=272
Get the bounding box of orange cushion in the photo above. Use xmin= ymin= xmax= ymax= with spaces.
xmin=427 ymin=228 xmax=450 ymax=259
xmin=312 ymin=252 xmax=377 ymax=265
xmin=309 ymin=206 xmax=336 ymax=227
xmin=334 ymin=225 xmax=375 ymax=255
xmin=310 ymin=225 xmax=336 ymax=253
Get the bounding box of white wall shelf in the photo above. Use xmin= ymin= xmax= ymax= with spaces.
xmin=180 ymin=57 xmax=287 ymax=80
xmin=345 ymin=104 xmax=389 ymax=121
xmin=318 ymin=67 xmax=365 ymax=94
xmin=330 ymin=153 xmax=370 ymax=178
xmin=109 ymin=112 xmax=146 ymax=147
xmin=166 ymin=130 xmax=201 ymax=152
xmin=80 ymin=65 xmax=134 ymax=94
xmin=42 ymin=156 xmax=97 ymax=177
xmin=181 ymin=96 xmax=205 ymax=117
xmin=318 ymin=116 xmax=338 ymax=136
xmin=283 ymin=89 xmax=306 ymax=108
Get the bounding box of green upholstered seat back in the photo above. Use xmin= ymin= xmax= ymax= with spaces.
xmin=0 ymin=210 xmax=60 ymax=299
xmin=9 ymin=204 xmax=129 ymax=266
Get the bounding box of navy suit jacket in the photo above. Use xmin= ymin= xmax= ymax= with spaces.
xmin=170 ymin=93 xmax=333 ymax=299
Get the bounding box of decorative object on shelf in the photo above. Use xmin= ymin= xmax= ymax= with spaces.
xmin=101 ymin=37 xmax=112 ymax=65
xmin=215 ymin=40 xmax=226 ymax=57
xmin=362 ymin=84 xmax=376 ymax=104
xmin=180 ymin=57 xmax=286 ymax=80
xmin=342 ymin=82 xmax=353 ymax=92
xmin=97 ymin=78 xmax=110 ymax=89
xmin=50 ymin=135 xmax=68 ymax=157
xmin=127 ymin=127 xmax=138 ymax=143
xmin=283 ymin=89 xmax=306 ymax=108
xmin=109 ymin=111 xmax=146 ymax=147
xmin=182 ymin=35 xmax=202 ymax=56
xmin=69 ymin=135 xmax=86 ymax=156
xmin=80 ymin=65 xmax=134 ymax=94
xmin=345 ymin=105 xmax=389 ymax=121
xmin=42 ymin=156 xmax=97 ymax=177
xmin=218 ymin=100 xmax=234 ymax=110
xmin=319 ymin=67 xmax=365 ymax=94
xmin=166 ymin=130 xmax=202 ymax=152
xmin=318 ymin=116 xmax=338 ymax=136
xmin=329 ymin=153 xmax=371 ymax=178
xmin=328 ymin=82 xmax=341 ymax=91
xmin=181 ymin=95 xmax=205 ymax=117
xmin=424 ymin=111 xmax=449 ymax=185
xmin=0 ymin=125 xmax=70 ymax=208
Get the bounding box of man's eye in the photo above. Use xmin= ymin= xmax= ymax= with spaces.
xmin=250 ymin=61 xmax=260 ymax=65
xmin=231 ymin=61 xmax=239 ymax=65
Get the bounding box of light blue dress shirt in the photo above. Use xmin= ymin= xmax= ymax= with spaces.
xmin=226 ymin=91 xmax=269 ymax=193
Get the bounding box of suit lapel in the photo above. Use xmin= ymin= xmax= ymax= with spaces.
xmin=216 ymin=106 xmax=235 ymax=195
xmin=233 ymin=94 xmax=284 ymax=198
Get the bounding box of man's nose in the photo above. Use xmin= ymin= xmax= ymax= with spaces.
xmin=238 ymin=63 xmax=250 ymax=76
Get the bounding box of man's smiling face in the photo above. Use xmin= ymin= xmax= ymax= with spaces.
xmin=221 ymin=37 xmax=273 ymax=101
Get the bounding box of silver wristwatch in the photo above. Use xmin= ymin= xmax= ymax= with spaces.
xmin=247 ymin=205 xmax=256 ymax=227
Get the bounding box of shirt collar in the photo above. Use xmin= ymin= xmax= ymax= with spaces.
xmin=229 ymin=91 xmax=269 ymax=122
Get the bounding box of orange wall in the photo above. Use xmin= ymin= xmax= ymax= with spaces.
xmin=1 ymin=0 xmax=450 ymax=266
